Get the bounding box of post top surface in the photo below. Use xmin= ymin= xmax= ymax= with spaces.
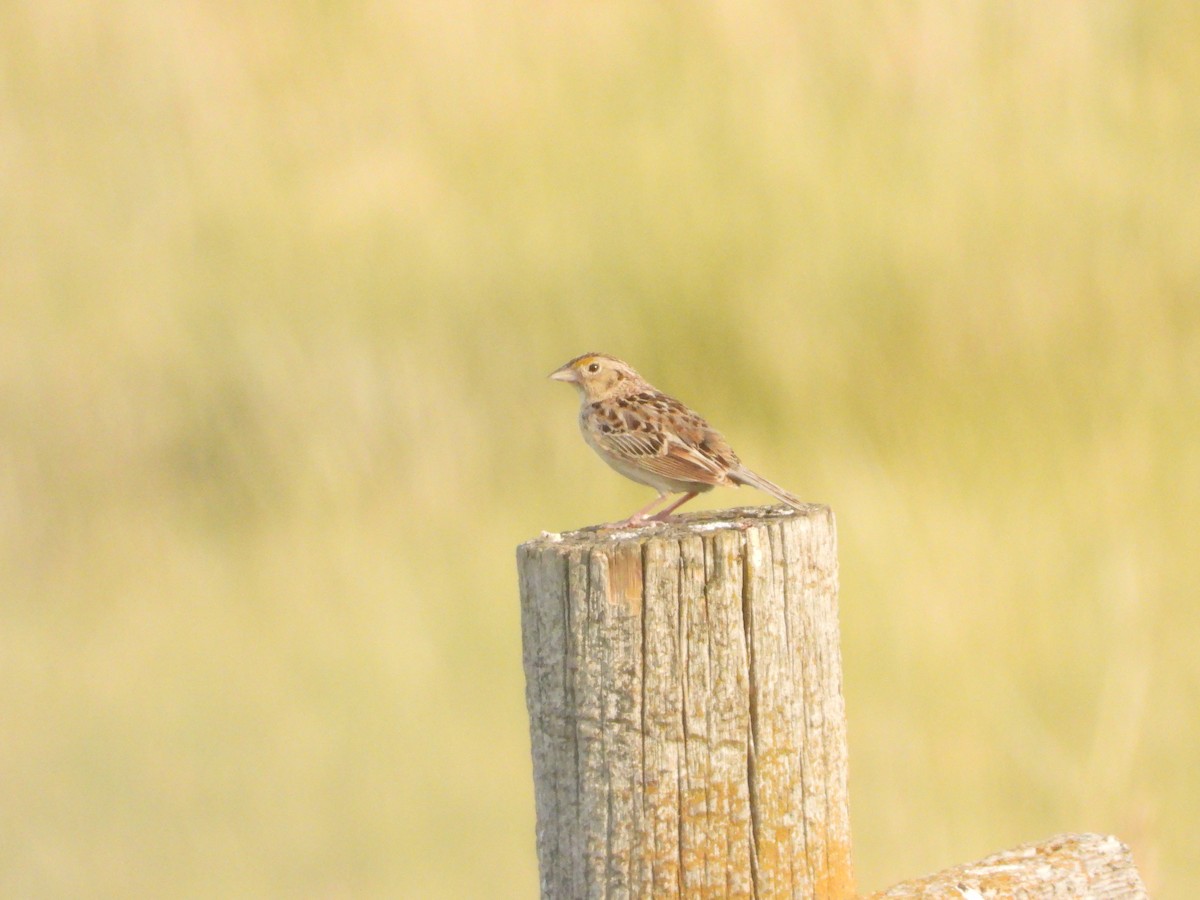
xmin=520 ymin=503 xmax=831 ymax=553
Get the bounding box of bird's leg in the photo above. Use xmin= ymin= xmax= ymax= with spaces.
xmin=617 ymin=492 xmax=673 ymax=527
xmin=648 ymin=491 xmax=700 ymax=522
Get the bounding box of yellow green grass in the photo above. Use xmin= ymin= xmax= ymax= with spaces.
xmin=2 ymin=2 xmax=1197 ymax=895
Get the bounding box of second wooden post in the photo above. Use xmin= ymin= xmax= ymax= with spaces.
xmin=517 ymin=504 xmax=853 ymax=899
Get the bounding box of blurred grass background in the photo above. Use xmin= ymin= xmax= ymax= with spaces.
xmin=2 ymin=0 xmax=1197 ymax=895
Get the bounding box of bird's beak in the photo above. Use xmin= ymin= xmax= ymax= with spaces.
xmin=549 ymin=364 xmax=578 ymax=383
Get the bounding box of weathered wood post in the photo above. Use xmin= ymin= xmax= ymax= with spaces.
xmin=517 ymin=505 xmax=853 ymax=899
xmin=868 ymin=833 xmax=1148 ymax=899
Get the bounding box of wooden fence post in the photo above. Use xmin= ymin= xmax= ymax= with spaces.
xmin=517 ymin=505 xmax=854 ymax=899
xmin=517 ymin=504 xmax=1149 ymax=898
xmin=868 ymin=832 xmax=1148 ymax=899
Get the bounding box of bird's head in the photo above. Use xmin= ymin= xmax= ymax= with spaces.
xmin=549 ymin=353 xmax=643 ymax=402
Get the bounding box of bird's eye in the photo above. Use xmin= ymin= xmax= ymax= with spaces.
xmin=587 ymin=362 xmax=600 ymax=373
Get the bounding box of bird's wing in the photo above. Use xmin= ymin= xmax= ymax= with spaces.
xmin=587 ymin=394 xmax=738 ymax=486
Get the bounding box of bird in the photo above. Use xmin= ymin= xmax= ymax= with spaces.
xmin=549 ymin=353 xmax=805 ymax=526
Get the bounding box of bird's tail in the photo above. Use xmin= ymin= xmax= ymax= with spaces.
xmin=730 ymin=467 xmax=805 ymax=511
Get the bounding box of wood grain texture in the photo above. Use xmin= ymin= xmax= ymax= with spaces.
xmin=869 ymin=832 xmax=1148 ymax=899
xmin=517 ymin=505 xmax=853 ymax=899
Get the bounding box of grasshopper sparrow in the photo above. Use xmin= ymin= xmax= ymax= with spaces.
xmin=550 ymin=353 xmax=804 ymax=526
